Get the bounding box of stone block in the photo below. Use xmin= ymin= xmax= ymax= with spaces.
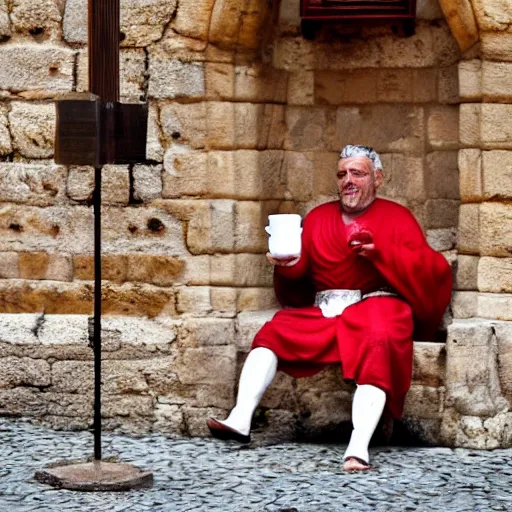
xmin=0 ymin=105 xmax=11 ymax=155
xmin=451 ymin=291 xmax=478 ymax=319
xmin=403 ymin=385 xmax=443 ymax=419
xmin=481 ymin=32 xmax=512 ymax=62
xmin=459 ymin=103 xmax=481 ymax=147
xmin=479 ymin=202 xmax=512 ymax=257
xmin=172 ymin=0 xmax=215 ymax=40
xmin=235 ymin=309 xmax=276 ymax=351
xmin=482 ymin=61 xmax=512 ymax=102
xmin=209 ymin=287 xmax=237 ymax=316
xmin=177 ymin=345 xmax=236 ymax=385
xmin=335 ymin=105 xmax=424 ymax=154
xmin=45 ymin=393 xmax=93 ymax=418
xmin=412 ymin=342 xmax=445 ymax=387
xmin=179 ymin=317 xmax=235 ymax=347
xmin=481 ymin=104 xmax=512 ymax=149
xmin=427 ymin=106 xmax=459 ymax=150
xmin=153 ymin=402 xmax=184 ymax=435
xmin=182 ymin=406 xmax=227 ymax=436
xmin=162 ymin=146 xmax=208 ymax=198
xmin=455 ymin=255 xmax=479 ymax=291
xmin=126 ymin=254 xmax=185 ymax=286
xmin=146 ymin=102 xmax=164 ymax=162
xmin=73 ymin=254 xmax=127 ymax=282
xmin=46 ymin=253 xmax=73 ymax=282
xmin=472 ymin=0 xmax=512 ymax=32
xmin=424 ymin=199 xmax=459 ymax=229
xmin=285 ymin=151 xmax=314 ymax=202
xmin=477 ymin=293 xmax=512 ymax=321
xmin=0 ymin=163 xmax=67 ymax=205
xmin=455 ymin=414 xmax=502 ymax=449
xmin=133 ymin=164 xmax=163 ymax=203
xmin=438 ymin=0 xmax=478 ymax=52
xmin=51 ymin=360 xmax=93 ymax=392
xmin=176 ymin=286 xmax=212 ymax=315
xmin=237 ymin=287 xmax=277 ymax=312
xmin=10 ymin=0 xmax=61 ymax=38
xmin=67 ymin=166 xmax=94 ymax=202
xmin=288 ymin=71 xmax=314 ymax=106
xmin=234 ymin=202 xmax=269 ymax=253
xmin=234 ymin=64 xmax=288 ymax=104
xmin=478 ymin=257 xmax=512 ymax=293
xmin=180 ymin=255 xmax=211 ymax=286
xmin=315 ymin=69 xmax=378 ymax=105
xmin=284 ymin=106 xmax=337 ymax=151
xmin=210 ymin=254 xmax=236 ymax=285
xmin=0 ymin=252 xmax=19 ymax=279
xmin=458 ymin=149 xmax=482 ymax=202
xmin=0 ymin=1 xmax=10 ymax=39
xmin=438 ymin=65 xmax=459 ymax=104
xmin=103 ymin=395 xmax=155 ymax=418
xmin=425 ymin=151 xmax=459 ymax=199
xmin=234 ymin=253 xmax=273 ymax=287
xmin=160 ymin=102 xmax=207 ymax=149
xmin=457 ymin=203 xmax=480 ymax=254
xmin=482 ymin=151 xmax=512 ymax=200
xmin=0 ymin=44 xmax=74 ymax=93
xmin=458 ymin=60 xmax=482 ymax=100
xmin=0 ymin=356 xmax=50 ymax=388
xmin=102 ymin=165 xmax=130 ymax=205
xmin=446 ymin=319 xmax=508 ymax=417
xmin=19 ymin=251 xmax=49 ymax=280
xmin=378 ymin=154 xmax=424 ymax=202
xmin=427 ymin=228 xmax=456 ymax=252
xmin=205 ymin=62 xmax=235 ymax=100
xmin=9 ymin=102 xmax=55 ymax=158
xmin=0 ymin=387 xmax=47 ymax=416
xmin=64 ymin=0 xmax=177 ymax=46
xmin=312 ymin=152 xmax=340 ymax=197
xmin=148 ymin=56 xmax=205 ymax=100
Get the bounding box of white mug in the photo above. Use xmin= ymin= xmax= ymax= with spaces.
xmin=265 ymin=214 xmax=302 ymax=258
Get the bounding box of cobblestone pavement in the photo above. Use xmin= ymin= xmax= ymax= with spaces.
xmin=1 ymin=419 xmax=512 ymax=512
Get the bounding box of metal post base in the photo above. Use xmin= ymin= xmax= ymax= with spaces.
xmin=35 ymin=460 xmax=153 ymax=492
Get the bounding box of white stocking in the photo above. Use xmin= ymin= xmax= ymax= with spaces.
xmin=221 ymin=347 xmax=278 ymax=436
xmin=344 ymin=384 xmax=386 ymax=465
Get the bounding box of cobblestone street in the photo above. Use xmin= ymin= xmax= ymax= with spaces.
xmin=1 ymin=419 xmax=512 ymax=511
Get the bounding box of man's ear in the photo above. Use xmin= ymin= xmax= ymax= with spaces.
xmin=374 ymin=169 xmax=384 ymax=189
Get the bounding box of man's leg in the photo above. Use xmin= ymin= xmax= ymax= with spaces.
xmin=343 ymin=384 xmax=386 ymax=471
xmin=208 ymin=347 xmax=278 ymax=440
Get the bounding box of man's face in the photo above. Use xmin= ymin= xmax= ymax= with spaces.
xmin=336 ymin=156 xmax=383 ymax=214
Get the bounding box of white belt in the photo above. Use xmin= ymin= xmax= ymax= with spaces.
xmin=314 ymin=289 xmax=398 ymax=318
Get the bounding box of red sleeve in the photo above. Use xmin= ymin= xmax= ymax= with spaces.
xmin=366 ymin=210 xmax=452 ymax=341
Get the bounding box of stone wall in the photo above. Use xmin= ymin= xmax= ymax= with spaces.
xmin=2 ymin=0 xmax=502 ymax=446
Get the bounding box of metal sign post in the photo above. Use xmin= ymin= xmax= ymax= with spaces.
xmin=35 ymin=0 xmax=152 ymax=491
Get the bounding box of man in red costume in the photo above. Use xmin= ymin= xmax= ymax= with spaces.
xmin=207 ymin=145 xmax=452 ymax=471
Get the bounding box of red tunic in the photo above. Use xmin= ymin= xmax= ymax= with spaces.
xmin=252 ymin=199 xmax=452 ymax=418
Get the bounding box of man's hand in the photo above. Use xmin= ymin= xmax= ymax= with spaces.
xmin=266 ymin=253 xmax=300 ymax=267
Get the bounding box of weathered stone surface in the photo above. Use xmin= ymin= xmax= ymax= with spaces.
xmin=424 ymin=199 xmax=459 ymax=229
xmin=455 ymin=255 xmax=479 ymax=291
xmin=478 ymin=257 xmax=512 ymax=293
xmin=0 ymin=252 xmax=19 ymax=279
xmin=425 ymin=151 xmax=459 ymax=199
xmin=66 ymin=166 xmax=94 ymax=202
xmin=478 ymin=293 xmax=512 ymax=320
xmin=459 ymin=103 xmax=481 ymax=147
xmin=9 ymin=102 xmax=55 ymax=158
xmin=64 ymin=0 xmax=177 ymax=46
xmin=236 ymin=288 xmax=277 ymax=312
xmin=417 ymin=0 xmax=445 ymax=20
xmin=234 ymin=201 xmax=270 ymax=253
xmin=179 ymin=317 xmax=235 ymax=347
xmin=412 ymin=342 xmax=446 ymax=387
xmin=148 ymin=56 xmax=205 ymax=100
xmin=481 ymin=32 xmax=512 ymax=61
xmin=176 ymin=286 xmax=211 ymax=315
xmin=457 ymin=203 xmax=480 ymax=254
xmin=427 ymin=106 xmax=459 ymax=150
xmin=45 ymin=253 xmax=73 ymax=282
xmin=287 ymin=70 xmax=314 ymax=106
xmin=126 ymin=254 xmax=184 ymax=286
xmin=481 ymin=61 xmax=512 ymax=102
xmin=176 ymin=345 xmax=236 ymax=385
xmin=236 ymin=310 xmax=276 ymax=350
xmin=472 ymin=0 xmax=512 ymax=31
xmin=446 ymin=319 xmax=509 ymax=417
xmin=451 ymin=291 xmax=478 ymax=319
xmin=458 ymin=60 xmax=482 ymax=101
xmin=133 ymin=164 xmax=162 ymax=203
xmin=76 ymin=49 xmax=146 ymax=102
xmin=438 ymin=65 xmax=459 ymax=104
xmin=102 ymin=165 xmax=130 ymax=205
xmin=10 ymin=0 xmax=62 ymax=38
xmin=160 ymin=103 xmax=207 ymax=149
xmin=146 ymin=102 xmax=164 ymax=162
xmin=171 ymin=0 xmax=214 ymax=40
xmin=479 ymin=202 xmax=512 ymax=257
xmin=210 ymin=287 xmax=237 ymax=316
xmin=480 ymin=104 xmax=512 ymax=149
xmin=0 ymin=356 xmax=50 ymax=388
xmin=438 ymin=0 xmax=479 ymax=52
xmin=482 ymin=150 xmax=512 ymax=200
xmin=427 ymin=228 xmax=457 ymax=251
xmin=0 ymin=44 xmax=75 ymax=93
xmin=403 ymin=385 xmax=443 ymax=419
xmin=0 ymin=105 xmax=11 ymax=155
xmin=162 ymin=146 xmax=208 ymax=198
xmin=458 ymin=149 xmax=482 ymax=202
xmin=0 ymin=163 xmax=67 ymax=205
xmin=0 ymin=0 xmax=10 ymax=38
xmin=18 ymin=251 xmax=49 ymax=280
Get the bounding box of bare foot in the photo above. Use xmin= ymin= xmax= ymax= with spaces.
xmin=343 ymin=457 xmax=370 ymax=471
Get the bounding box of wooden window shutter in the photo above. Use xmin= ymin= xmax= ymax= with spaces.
xmin=301 ymin=0 xmax=416 ymax=21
